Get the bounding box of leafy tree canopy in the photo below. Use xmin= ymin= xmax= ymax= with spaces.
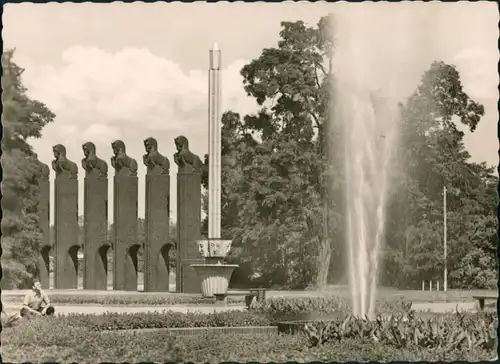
xmin=209 ymin=18 xmax=495 ymax=290
xmin=2 ymin=49 xmax=55 ymax=288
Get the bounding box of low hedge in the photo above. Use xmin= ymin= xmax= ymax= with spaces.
xmin=251 ymin=296 xmax=350 ymax=318
xmin=250 ymin=296 xmax=415 ymax=318
xmin=44 ymin=310 xmax=272 ymax=331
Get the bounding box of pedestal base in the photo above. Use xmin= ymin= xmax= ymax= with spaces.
xmin=178 ymin=259 xmax=204 ymax=293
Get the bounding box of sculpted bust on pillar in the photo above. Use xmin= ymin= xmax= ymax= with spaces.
xmin=82 ymin=142 xmax=108 ymax=178
xmin=111 ymin=140 xmax=138 ymax=177
xmin=51 ymin=144 xmax=78 ymax=179
xmin=173 ymin=135 xmax=204 ymax=174
xmin=40 ymin=162 xmax=50 ymax=181
xmin=143 ymin=137 xmax=170 ymax=175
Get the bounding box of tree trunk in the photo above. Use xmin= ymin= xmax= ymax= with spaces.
xmin=316 ymin=237 xmax=331 ymax=289
xmin=316 ymin=201 xmax=332 ymax=289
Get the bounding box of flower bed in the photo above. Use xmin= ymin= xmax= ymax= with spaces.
xmin=302 ymin=311 xmax=497 ymax=351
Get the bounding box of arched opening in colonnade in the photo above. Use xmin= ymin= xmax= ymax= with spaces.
xmin=69 ymin=245 xmax=83 ymax=289
xmin=160 ymin=244 xmax=174 ymax=292
xmin=98 ymin=244 xmax=113 ymax=290
xmin=40 ymin=245 xmax=53 ymax=289
xmin=128 ymin=244 xmax=143 ymax=291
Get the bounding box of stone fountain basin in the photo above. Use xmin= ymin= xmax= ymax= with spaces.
xmin=190 ymin=264 xmax=239 ymax=298
xmin=275 ymin=312 xmax=347 ymax=334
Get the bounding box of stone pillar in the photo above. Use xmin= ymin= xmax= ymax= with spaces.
xmin=111 ymin=140 xmax=139 ymax=291
xmin=82 ymin=142 xmax=109 ymax=290
xmin=173 ymin=136 xmax=205 ymax=293
xmin=52 ymin=144 xmax=79 ymax=289
xmin=143 ymin=137 xmax=171 ymax=292
xmin=208 ymin=43 xmax=222 ymax=240
xmin=177 ymin=171 xmax=204 ymax=293
xmin=38 ymin=163 xmax=51 ymax=289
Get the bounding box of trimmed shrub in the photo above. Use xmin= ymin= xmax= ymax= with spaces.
xmin=250 ymin=296 xmax=350 ymax=317
xmin=250 ymin=296 xmax=412 ymax=318
xmin=53 ymin=310 xmax=271 ymax=331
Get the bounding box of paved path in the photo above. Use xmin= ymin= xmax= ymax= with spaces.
xmin=2 ymin=287 xmax=487 ymax=316
xmin=2 ymin=289 xmax=182 ymax=297
xmin=2 ymin=289 xmax=331 ymax=297
xmin=4 ymin=287 xmax=494 ymax=300
xmin=3 ymin=301 xmax=479 ymax=317
xmin=1 ymin=289 xmax=334 ymax=301
xmin=411 ymin=302 xmax=477 ymax=313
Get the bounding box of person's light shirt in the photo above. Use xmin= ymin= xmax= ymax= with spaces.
xmin=23 ymin=290 xmax=50 ymax=311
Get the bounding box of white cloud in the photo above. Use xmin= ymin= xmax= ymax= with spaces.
xmin=23 ymin=46 xmax=258 ymax=135
xmin=453 ymin=48 xmax=499 ymax=101
xmin=21 ymin=45 xmax=260 ymax=164
xmin=83 ymin=124 xmax=122 ymax=145
xmin=20 ymin=46 xmax=259 ymax=222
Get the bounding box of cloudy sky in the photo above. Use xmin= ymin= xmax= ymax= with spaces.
xmin=3 ymin=2 xmax=498 ymax=223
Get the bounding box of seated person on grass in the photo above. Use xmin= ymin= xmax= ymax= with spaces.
xmin=20 ymin=280 xmax=55 ymax=318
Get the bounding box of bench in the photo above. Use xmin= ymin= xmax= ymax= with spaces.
xmin=214 ymin=289 xmax=266 ymax=308
xmin=472 ymin=295 xmax=497 ymax=311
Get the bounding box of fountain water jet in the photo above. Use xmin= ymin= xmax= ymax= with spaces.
xmin=330 ymin=16 xmax=400 ymax=319
xmin=338 ymin=85 xmax=398 ymax=319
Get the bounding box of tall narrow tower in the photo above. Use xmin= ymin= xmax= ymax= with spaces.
xmin=189 ymin=44 xmax=238 ymax=297
xmin=208 ymin=43 xmax=222 ymax=239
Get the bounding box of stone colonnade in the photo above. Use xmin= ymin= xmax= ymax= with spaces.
xmin=38 ymin=136 xmax=204 ymax=293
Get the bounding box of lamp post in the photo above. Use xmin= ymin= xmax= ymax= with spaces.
xmin=443 ymin=185 xmax=447 ymax=292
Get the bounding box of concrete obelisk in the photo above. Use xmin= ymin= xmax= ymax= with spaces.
xmin=208 ymin=42 xmax=222 ymax=239
xmin=190 ymin=43 xmax=238 ymax=297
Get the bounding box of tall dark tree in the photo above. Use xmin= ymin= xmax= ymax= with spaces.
xmin=1 ymin=49 xmax=55 ymax=288
xmin=228 ymin=16 xmax=339 ymax=288
xmin=382 ymin=61 xmax=493 ymax=288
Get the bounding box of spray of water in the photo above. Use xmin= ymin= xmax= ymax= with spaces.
xmin=341 ymin=90 xmax=398 ymax=319
xmin=330 ymin=11 xmax=401 ymax=319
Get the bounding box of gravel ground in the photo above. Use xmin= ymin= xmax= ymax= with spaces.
xmin=2 ymin=287 xmax=492 ymax=316
xmin=2 ymin=301 xmax=480 ymax=317
xmin=411 ymin=301 xmax=478 ymax=313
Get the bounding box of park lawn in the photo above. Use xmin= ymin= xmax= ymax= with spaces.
xmin=376 ymin=287 xmax=497 ymax=303
xmin=2 ymin=323 xmax=491 ymax=362
xmin=318 ymin=286 xmax=497 ymax=303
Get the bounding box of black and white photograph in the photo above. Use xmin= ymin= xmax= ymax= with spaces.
xmin=1 ymin=1 xmax=498 ymax=362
